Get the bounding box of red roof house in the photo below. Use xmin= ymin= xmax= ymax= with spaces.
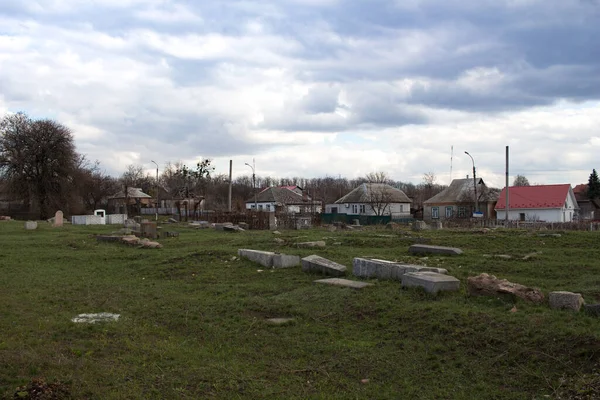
xmin=495 ymin=184 xmax=578 ymax=222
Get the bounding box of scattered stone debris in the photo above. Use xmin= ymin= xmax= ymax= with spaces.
xmin=467 ymin=273 xmax=544 ymax=303
xmin=168 ymin=217 xmax=178 ymax=223
xmin=549 ymin=291 xmax=584 ymax=311
xmin=482 ymin=254 xmax=513 ymax=259
xmin=0 ymin=215 xmax=11 ymax=221
xmin=164 ymin=231 xmax=180 ymax=238
xmin=522 ymin=251 xmax=541 ymax=260
xmin=71 ymin=312 xmax=120 ymax=323
xmin=97 ymin=234 xmax=162 ymax=249
xmin=272 ymin=231 xmax=282 ymax=235
xmin=274 ymin=238 xmax=285 ymax=244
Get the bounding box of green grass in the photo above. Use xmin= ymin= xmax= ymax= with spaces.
xmin=1 ymin=221 xmax=600 ymax=399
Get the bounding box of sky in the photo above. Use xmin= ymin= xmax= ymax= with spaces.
xmin=1 ymin=0 xmax=599 ymax=188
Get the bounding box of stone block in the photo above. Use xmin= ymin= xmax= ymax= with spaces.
xmin=549 ymin=291 xmax=584 ymax=311
xmin=314 ymin=278 xmax=374 ymax=290
xmin=238 ymin=249 xmax=275 ymax=268
xmin=301 ymin=255 xmax=346 ymax=277
xmin=352 ymin=258 xmax=447 ymax=281
xmin=297 ymin=241 xmax=326 ymax=248
xmin=24 ymin=221 xmax=37 ymax=230
xmin=140 ymin=222 xmax=158 ymax=239
xmin=53 ymin=211 xmax=64 ymax=227
xmin=431 ymin=221 xmax=443 ymax=230
xmin=584 ymin=304 xmax=600 ymax=317
xmin=239 ymin=222 xmax=249 ymax=230
xmin=412 ymin=221 xmax=429 ymax=231
xmin=273 ymin=253 xmax=300 ymax=268
xmin=402 ymin=272 xmax=460 ymax=294
xmin=409 ymin=244 xmax=463 ymax=256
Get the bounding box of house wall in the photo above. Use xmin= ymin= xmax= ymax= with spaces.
xmin=423 ymin=202 xmax=496 ymax=221
xmin=245 ymin=202 xmax=322 ymax=213
xmin=325 ymin=202 xmax=411 ymax=216
xmin=496 ymin=192 xmax=577 ymax=222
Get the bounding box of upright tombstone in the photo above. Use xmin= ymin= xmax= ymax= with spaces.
xmin=53 ymin=210 xmax=64 ymax=227
xmin=25 ymin=221 xmax=38 ymax=230
xmin=140 ymin=221 xmax=158 ymax=239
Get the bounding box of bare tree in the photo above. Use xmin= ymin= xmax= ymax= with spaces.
xmin=513 ymin=175 xmax=530 ymax=187
xmin=0 ymin=113 xmax=79 ymax=219
xmin=363 ymin=171 xmax=392 ymax=184
xmin=366 ymin=183 xmax=394 ymax=216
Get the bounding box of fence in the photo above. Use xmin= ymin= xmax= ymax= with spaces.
xmin=436 ymin=218 xmax=600 ymax=231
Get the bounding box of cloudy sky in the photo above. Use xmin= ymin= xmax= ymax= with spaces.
xmin=1 ymin=0 xmax=599 ymax=187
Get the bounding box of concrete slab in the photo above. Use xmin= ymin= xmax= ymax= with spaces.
xmin=314 ymin=278 xmax=374 ymax=289
xmin=408 ymin=244 xmax=463 ymax=256
xmin=549 ymin=291 xmax=584 ymax=311
xmin=273 ymin=253 xmax=300 ymax=268
xmin=297 ymin=241 xmax=326 ymax=248
xmin=238 ymin=249 xmax=275 ymax=268
xmin=402 ymin=272 xmax=460 ymax=294
xmin=353 ymin=258 xmax=447 ymax=281
xmin=301 ymin=255 xmax=346 ymax=276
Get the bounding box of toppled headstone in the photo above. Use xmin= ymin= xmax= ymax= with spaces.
xmin=522 ymin=252 xmax=541 ymax=260
xmin=96 ymin=235 xmax=123 ymax=243
xmin=168 ymin=218 xmax=178 ymax=223
xmin=402 ymin=272 xmax=460 ymax=294
xmin=124 ymin=219 xmax=140 ymax=231
xmin=273 ymin=253 xmax=300 ymax=268
xmin=224 ymin=225 xmax=244 ymax=232
xmin=71 ymin=312 xmax=120 ymax=323
xmin=274 ymin=238 xmax=285 ymax=244
xmin=0 ymin=216 xmax=11 ymax=221
xmin=301 ymin=255 xmax=346 ymax=276
xmin=214 ymin=222 xmax=234 ymax=231
xmin=272 ymin=231 xmax=282 ymax=235
xmin=239 ymin=222 xmax=249 ymax=230
xmin=314 ymin=278 xmax=374 ymax=290
xmin=53 ymin=210 xmax=64 ymax=227
xmin=238 ymin=249 xmax=275 ymax=268
xmin=411 ymin=221 xmax=428 ymax=231
xmin=24 ymin=221 xmax=37 ymax=230
xmin=409 ymin=244 xmax=462 ymax=256
xmin=164 ymin=231 xmax=180 ymax=238
xmin=467 ymin=273 xmax=545 ymax=303
xmin=297 ymin=241 xmax=326 ymax=248
xmin=352 ymin=258 xmax=447 ymax=281
xmin=139 ymin=238 xmax=162 ymax=249
xmin=549 ymin=291 xmax=584 ymax=311
xmin=483 ymin=254 xmax=513 ymax=259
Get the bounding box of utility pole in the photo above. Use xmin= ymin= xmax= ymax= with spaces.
xmin=505 ymin=146 xmax=510 ymax=225
xmin=464 ymin=151 xmax=478 ymax=213
xmin=245 ymin=158 xmax=257 ymax=210
xmin=228 ymin=160 xmax=233 ymax=212
xmin=151 ymin=160 xmax=159 ymax=221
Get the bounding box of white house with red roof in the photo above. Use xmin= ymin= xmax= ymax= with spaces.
xmin=495 ymin=184 xmax=578 ymax=222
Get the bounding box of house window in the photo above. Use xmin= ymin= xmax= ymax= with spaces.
xmin=331 ymin=207 xmax=338 ymax=214
xmin=431 ymin=207 xmax=439 ymax=219
xmin=445 ymin=206 xmax=453 ymax=218
xmin=352 ymin=204 xmax=358 ymax=214
xmin=258 ymin=205 xmax=263 ymax=210
xmin=458 ymin=207 xmax=466 ymax=218
xmin=251 ymin=204 xmax=256 ymax=209
xmin=265 ymin=204 xmax=270 ymax=211
xmin=359 ymin=204 xmax=366 ymax=213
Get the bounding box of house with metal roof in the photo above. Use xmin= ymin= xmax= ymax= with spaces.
xmin=324 ymin=183 xmax=412 ymax=217
xmin=423 ymin=178 xmax=498 ymax=220
xmin=245 ymin=186 xmax=321 ymax=213
xmin=495 ymin=184 xmax=578 ymax=222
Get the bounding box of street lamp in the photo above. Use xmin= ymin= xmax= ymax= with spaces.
xmin=151 ymin=160 xmax=159 ymax=221
xmin=464 ymin=151 xmax=478 ymax=213
xmin=245 ymin=159 xmax=257 ymax=210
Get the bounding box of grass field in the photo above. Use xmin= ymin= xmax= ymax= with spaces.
xmin=1 ymin=221 xmax=600 ymax=399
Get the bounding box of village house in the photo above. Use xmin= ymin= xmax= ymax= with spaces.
xmin=573 ymin=184 xmax=600 ymax=220
xmin=495 ymin=184 xmax=578 ymax=222
xmin=423 ymin=178 xmax=498 ymax=221
xmin=324 ymin=183 xmax=412 ymax=218
xmin=245 ymin=186 xmax=321 ymax=213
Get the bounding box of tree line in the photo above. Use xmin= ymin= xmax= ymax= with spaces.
xmin=3 ymin=113 xmax=598 ymax=219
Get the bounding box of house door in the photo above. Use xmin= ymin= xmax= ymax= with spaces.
xmin=519 ymin=213 xmax=525 ymax=221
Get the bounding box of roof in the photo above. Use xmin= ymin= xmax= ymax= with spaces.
xmin=495 ymin=184 xmax=572 ymax=210
xmin=334 ymin=183 xmax=411 ymax=204
xmin=109 ymin=187 xmax=152 ymax=199
xmin=245 ymin=186 xmax=313 ymax=205
xmin=424 ymin=178 xmax=490 ymax=204
xmin=573 ymin=184 xmax=588 ymax=194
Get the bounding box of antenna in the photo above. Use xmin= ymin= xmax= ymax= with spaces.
xmin=450 ymin=145 xmax=454 ymax=182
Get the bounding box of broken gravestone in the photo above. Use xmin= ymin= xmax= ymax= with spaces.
xmin=297 ymin=241 xmax=326 ymax=248
xmin=71 ymin=313 xmax=120 ymax=323
xmin=314 ymin=278 xmax=373 ymax=290
xmin=549 ymin=291 xmax=584 ymax=311
xmin=352 ymin=258 xmax=447 ymax=281
xmin=301 ymin=255 xmax=346 ymax=276
xmin=467 ymin=273 xmax=545 ymax=303
xmin=402 ymin=272 xmax=460 ymax=294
